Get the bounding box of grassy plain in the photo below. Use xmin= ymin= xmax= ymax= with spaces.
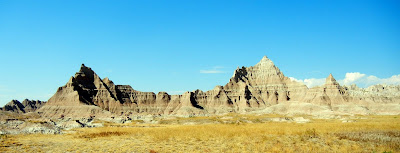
xmin=1 ymin=114 xmax=399 ymax=153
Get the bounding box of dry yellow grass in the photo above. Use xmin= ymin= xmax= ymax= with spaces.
xmin=1 ymin=115 xmax=399 ymax=153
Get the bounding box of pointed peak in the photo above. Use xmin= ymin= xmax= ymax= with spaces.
xmin=103 ymin=77 xmax=109 ymax=81
xmin=327 ymin=73 xmax=336 ymax=81
xmin=256 ymin=55 xmax=274 ymax=67
xmin=10 ymin=99 xmax=21 ymax=104
xmin=75 ymin=64 xmax=96 ymax=79
xmin=6 ymin=100 xmax=23 ymax=106
xmin=260 ymin=55 xmax=271 ymax=62
xmin=325 ymin=73 xmax=339 ymax=85
xmin=79 ymin=63 xmax=91 ymax=72
xmin=103 ymin=77 xmax=113 ymax=84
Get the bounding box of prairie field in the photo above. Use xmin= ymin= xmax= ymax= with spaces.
xmin=1 ymin=114 xmax=399 ymax=153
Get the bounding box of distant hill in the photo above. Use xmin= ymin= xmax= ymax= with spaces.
xmin=1 ymin=99 xmax=46 ymax=114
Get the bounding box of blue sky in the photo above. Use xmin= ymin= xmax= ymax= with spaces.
xmin=0 ymin=0 xmax=399 ymax=106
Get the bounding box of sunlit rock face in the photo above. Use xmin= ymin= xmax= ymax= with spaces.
xmin=35 ymin=56 xmax=400 ymax=118
xmin=223 ymin=56 xmax=308 ymax=110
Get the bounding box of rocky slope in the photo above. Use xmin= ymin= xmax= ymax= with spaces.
xmin=35 ymin=56 xmax=400 ymax=118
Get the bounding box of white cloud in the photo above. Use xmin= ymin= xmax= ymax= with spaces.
xmin=290 ymin=77 xmax=325 ymax=88
xmin=342 ymin=72 xmax=366 ymax=85
xmin=338 ymin=73 xmax=400 ymax=87
xmin=289 ymin=77 xmax=302 ymax=82
xmin=303 ymin=78 xmax=326 ymax=88
xmin=200 ymin=66 xmax=225 ymax=74
xmin=290 ymin=72 xmax=400 ymax=88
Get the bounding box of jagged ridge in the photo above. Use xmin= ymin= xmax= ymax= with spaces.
xmin=1 ymin=99 xmax=46 ymax=114
xmin=35 ymin=56 xmax=400 ymax=118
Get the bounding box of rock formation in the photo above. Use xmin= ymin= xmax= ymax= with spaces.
xmin=222 ymin=56 xmax=308 ymax=110
xmin=21 ymin=99 xmax=46 ymax=113
xmin=301 ymin=73 xmax=349 ymax=106
xmin=344 ymin=84 xmax=400 ymax=103
xmin=37 ymin=64 xmax=116 ymax=118
xmin=2 ymin=100 xmax=25 ymax=113
xmin=1 ymin=99 xmax=45 ymax=114
xmin=31 ymin=56 xmax=400 ymax=118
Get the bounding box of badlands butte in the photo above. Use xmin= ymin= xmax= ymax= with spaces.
xmin=1 ymin=56 xmax=400 ymax=133
xmin=3 ymin=56 xmax=400 ymax=117
xmin=36 ymin=55 xmax=400 ymax=117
